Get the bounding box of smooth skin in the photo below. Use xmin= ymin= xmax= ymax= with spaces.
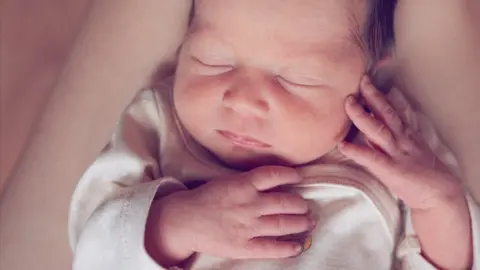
xmin=340 ymin=76 xmax=472 ymax=269
xmin=145 ymin=166 xmax=315 ymax=267
xmin=1 ymin=1 xmax=479 ymax=270
xmin=394 ymin=0 xmax=480 ymax=199
xmin=0 ymin=1 xmax=191 ymax=269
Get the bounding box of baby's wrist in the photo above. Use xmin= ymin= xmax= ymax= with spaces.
xmin=431 ymin=187 xmax=466 ymax=213
xmin=411 ymin=191 xmax=473 ymax=269
xmin=412 ymin=188 xmax=468 ymax=223
xmin=145 ymin=194 xmax=194 ymax=267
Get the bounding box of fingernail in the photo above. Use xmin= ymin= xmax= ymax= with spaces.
xmin=362 ymin=75 xmax=371 ymax=86
xmin=338 ymin=142 xmax=351 ymax=155
xmin=295 ymin=243 xmax=303 ymax=255
xmin=285 ymin=239 xmax=305 ymax=258
xmin=346 ymin=95 xmax=356 ymax=105
xmin=362 ymin=78 xmax=376 ymax=94
xmin=309 ymin=218 xmax=317 ymax=229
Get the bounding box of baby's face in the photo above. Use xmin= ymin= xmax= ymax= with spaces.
xmin=174 ymin=0 xmax=368 ymax=170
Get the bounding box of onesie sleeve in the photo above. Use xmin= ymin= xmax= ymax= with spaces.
xmin=68 ymin=89 xmax=187 ymax=270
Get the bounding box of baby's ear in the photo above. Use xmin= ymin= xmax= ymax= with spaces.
xmin=369 ymin=56 xmax=399 ymax=94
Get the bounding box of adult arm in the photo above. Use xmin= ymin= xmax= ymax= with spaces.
xmin=394 ymin=0 xmax=480 ymax=198
xmin=0 ymin=1 xmax=191 ymax=269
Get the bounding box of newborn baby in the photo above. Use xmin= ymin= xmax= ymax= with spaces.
xmin=69 ymin=0 xmax=478 ymax=269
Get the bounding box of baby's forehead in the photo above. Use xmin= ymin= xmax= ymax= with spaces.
xmin=188 ymin=0 xmax=366 ymax=69
xmin=193 ymin=0 xmax=365 ymax=35
xmin=192 ymin=0 xmax=366 ymax=52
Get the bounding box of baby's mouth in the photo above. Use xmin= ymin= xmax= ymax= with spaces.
xmin=217 ymin=130 xmax=271 ymax=149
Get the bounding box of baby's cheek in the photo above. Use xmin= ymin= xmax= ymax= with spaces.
xmin=279 ymin=106 xmax=349 ymax=163
xmin=332 ymin=109 xmax=353 ymax=140
xmin=176 ymin=75 xmax=213 ymax=104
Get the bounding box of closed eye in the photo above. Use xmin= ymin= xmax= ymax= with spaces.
xmin=276 ymin=76 xmax=323 ymax=89
xmin=192 ymin=56 xmax=233 ymax=69
xmin=191 ymin=56 xmax=234 ymax=76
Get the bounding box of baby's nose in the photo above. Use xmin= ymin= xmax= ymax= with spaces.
xmin=222 ymin=87 xmax=270 ymax=117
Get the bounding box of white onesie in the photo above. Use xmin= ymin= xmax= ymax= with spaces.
xmin=69 ymin=81 xmax=480 ymax=270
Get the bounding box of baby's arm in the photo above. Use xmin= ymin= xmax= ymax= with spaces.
xmin=340 ymin=79 xmax=476 ymax=269
xmin=400 ymin=195 xmax=479 ymax=270
xmin=68 ymin=89 xmax=187 ymax=270
xmin=407 ymin=194 xmax=473 ymax=269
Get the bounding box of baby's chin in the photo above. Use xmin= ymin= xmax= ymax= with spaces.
xmin=210 ymin=147 xmax=321 ymax=171
xmin=203 ymin=136 xmax=342 ymax=171
xmin=211 ymin=150 xmax=293 ymax=171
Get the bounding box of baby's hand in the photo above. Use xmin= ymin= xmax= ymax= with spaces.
xmin=339 ymin=76 xmax=472 ymax=269
xmin=146 ymin=166 xmax=314 ymax=267
xmin=339 ymin=76 xmax=464 ymax=210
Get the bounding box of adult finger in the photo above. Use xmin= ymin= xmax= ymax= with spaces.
xmin=248 ymin=166 xmax=303 ymax=191
xmin=360 ymin=76 xmax=404 ymax=135
xmin=345 ymin=95 xmax=397 ymax=155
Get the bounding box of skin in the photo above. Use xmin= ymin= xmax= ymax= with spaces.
xmin=145 ymin=166 xmax=314 ymax=266
xmin=0 ymin=1 xmax=191 ymax=269
xmin=394 ymin=0 xmax=480 ymax=200
xmin=147 ymin=0 xmax=369 ymax=266
xmin=341 ymin=77 xmax=472 ymax=269
xmin=147 ymin=0 xmax=473 ymax=269
xmin=1 ymin=0 xmax=477 ymax=270
xmin=173 ymin=0 xmax=368 ymax=170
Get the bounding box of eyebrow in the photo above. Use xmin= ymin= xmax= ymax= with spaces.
xmin=293 ymin=34 xmax=363 ymax=67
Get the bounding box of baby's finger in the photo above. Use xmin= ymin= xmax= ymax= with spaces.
xmin=248 ymin=166 xmax=302 ymax=191
xmin=256 ymin=192 xmax=309 ymax=216
xmin=360 ymin=76 xmax=404 ymax=135
xmin=386 ymin=87 xmax=410 ymax=125
xmin=338 ymin=141 xmax=456 ymax=208
xmin=256 ymin=215 xmax=315 ymax=237
xmin=345 ymin=95 xmax=397 ymax=154
xmin=338 ymin=141 xmax=397 ymax=182
xmin=244 ymin=238 xmax=302 ymax=259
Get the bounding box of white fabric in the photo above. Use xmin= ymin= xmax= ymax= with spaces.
xmin=69 ymin=83 xmax=480 ymax=270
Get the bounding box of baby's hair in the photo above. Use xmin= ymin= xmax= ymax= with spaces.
xmin=363 ymin=0 xmax=397 ymax=66
xmin=332 ymin=0 xmax=398 ymax=165
xmin=189 ymin=0 xmax=397 ymax=65
xmin=359 ymin=0 xmax=397 ymax=94
xmin=186 ymin=0 xmax=397 ymax=90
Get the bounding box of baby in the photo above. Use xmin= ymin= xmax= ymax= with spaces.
xmin=69 ymin=0 xmax=478 ymax=269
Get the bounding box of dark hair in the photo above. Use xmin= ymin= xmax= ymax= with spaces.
xmin=363 ymin=0 xmax=397 ymax=64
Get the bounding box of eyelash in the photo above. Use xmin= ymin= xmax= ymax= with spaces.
xmin=192 ymin=56 xmax=233 ymax=74
xmin=277 ymin=76 xmax=319 ymax=89
xmin=191 ymin=55 xmax=321 ymax=90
